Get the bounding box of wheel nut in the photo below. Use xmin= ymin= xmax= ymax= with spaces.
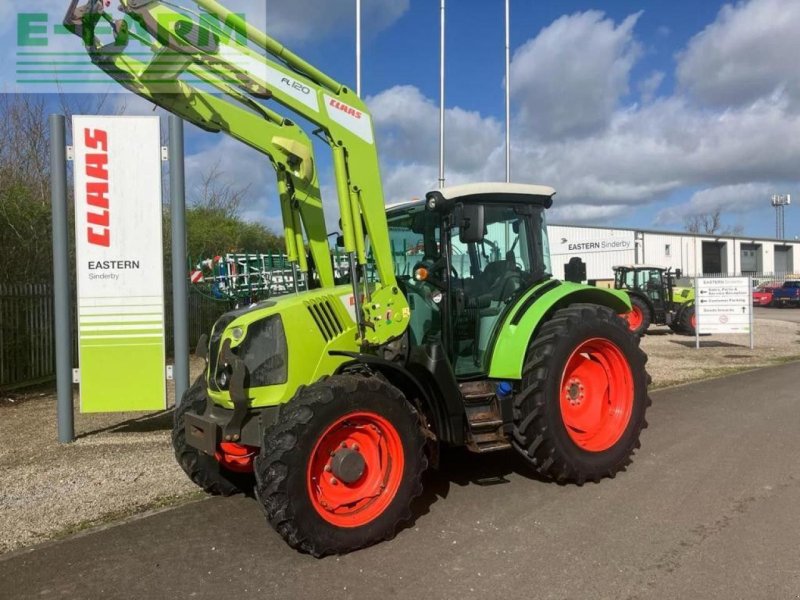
xmin=330 ymin=477 xmax=338 ymax=485
xmin=324 ymin=465 xmax=331 ymax=472
xmin=352 ymin=443 xmax=359 ymax=451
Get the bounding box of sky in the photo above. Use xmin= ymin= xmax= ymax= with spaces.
xmin=5 ymin=0 xmax=800 ymax=240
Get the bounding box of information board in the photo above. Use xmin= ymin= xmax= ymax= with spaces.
xmin=695 ymin=277 xmax=754 ymax=348
xmin=72 ymin=116 xmax=166 ymax=412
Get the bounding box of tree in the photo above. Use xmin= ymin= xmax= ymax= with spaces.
xmin=185 ymin=162 xmax=284 ymax=262
xmin=684 ymin=209 xmax=744 ymax=236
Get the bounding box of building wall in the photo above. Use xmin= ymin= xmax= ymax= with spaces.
xmin=547 ymin=224 xmax=800 ymax=280
xmin=547 ymin=225 xmax=635 ymax=280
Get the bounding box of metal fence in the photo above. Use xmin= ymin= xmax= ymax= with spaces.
xmin=0 ymin=284 xmax=55 ymax=391
xmin=0 ymin=283 xmax=230 ymax=391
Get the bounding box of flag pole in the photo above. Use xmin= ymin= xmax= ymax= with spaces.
xmin=438 ymin=0 xmax=446 ymax=189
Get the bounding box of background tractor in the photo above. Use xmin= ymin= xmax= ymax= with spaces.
xmin=614 ymin=265 xmax=695 ymax=336
xmin=67 ymin=0 xmax=652 ymax=557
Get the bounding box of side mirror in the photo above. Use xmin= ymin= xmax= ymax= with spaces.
xmin=458 ymin=203 xmax=485 ymax=244
xmin=564 ymin=257 xmax=587 ymax=283
xmin=674 ymin=269 xmax=682 ymax=279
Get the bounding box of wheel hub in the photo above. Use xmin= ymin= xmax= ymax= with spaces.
xmin=330 ymin=446 xmax=366 ymax=484
xmin=565 ymin=377 xmax=585 ymax=406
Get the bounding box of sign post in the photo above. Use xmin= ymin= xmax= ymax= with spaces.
xmin=695 ymin=276 xmax=753 ymax=349
xmin=72 ymin=116 xmax=166 ymax=412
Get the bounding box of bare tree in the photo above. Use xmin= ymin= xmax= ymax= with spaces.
xmin=191 ymin=161 xmax=251 ymax=218
xmin=684 ymin=208 xmax=744 ymax=236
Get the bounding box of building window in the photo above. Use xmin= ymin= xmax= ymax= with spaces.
xmin=665 ymin=244 xmax=671 ymax=257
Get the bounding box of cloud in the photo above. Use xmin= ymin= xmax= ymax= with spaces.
xmin=267 ymin=0 xmax=408 ymax=44
xmin=368 ymin=85 xmax=503 ymax=175
xmin=655 ymin=182 xmax=776 ymax=225
xmin=184 ymin=135 xmax=278 ymax=223
xmin=509 ymin=10 xmax=642 ymax=140
xmin=549 ymin=203 xmax=630 ymax=225
xmin=677 ymin=0 xmax=800 ymax=110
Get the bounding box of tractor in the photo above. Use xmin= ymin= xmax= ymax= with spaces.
xmin=613 ymin=265 xmax=695 ymax=336
xmin=66 ymin=0 xmax=652 ymax=557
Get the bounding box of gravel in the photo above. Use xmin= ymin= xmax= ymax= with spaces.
xmin=1 ymin=318 xmax=798 ymax=555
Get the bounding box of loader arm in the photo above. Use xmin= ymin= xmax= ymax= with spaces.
xmin=64 ymin=0 xmax=333 ymax=288
xmin=65 ymin=0 xmax=410 ymax=346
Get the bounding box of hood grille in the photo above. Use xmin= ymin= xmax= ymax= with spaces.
xmin=306 ymin=298 xmax=344 ymax=342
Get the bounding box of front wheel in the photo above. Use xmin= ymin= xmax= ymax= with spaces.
xmin=254 ymin=374 xmax=427 ymax=557
xmin=677 ymin=303 xmax=696 ymax=335
xmin=623 ymin=296 xmax=650 ymax=337
xmin=172 ymin=375 xmax=255 ymax=496
xmin=512 ymin=304 xmax=651 ymax=484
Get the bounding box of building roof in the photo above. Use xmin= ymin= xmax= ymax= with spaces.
xmin=549 ymin=221 xmax=800 ymax=245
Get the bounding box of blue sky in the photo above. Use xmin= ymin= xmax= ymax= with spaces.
xmin=5 ymin=0 xmax=800 ymax=240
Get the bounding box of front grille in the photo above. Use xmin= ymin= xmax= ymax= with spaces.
xmin=306 ymin=298 xmax=344 ymax=342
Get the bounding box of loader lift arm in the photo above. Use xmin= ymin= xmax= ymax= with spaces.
xmin=65 ymin=0 xmax=410 ymax=346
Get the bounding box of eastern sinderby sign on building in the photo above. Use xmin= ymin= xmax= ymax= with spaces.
xmin=550 ymin=229 xmax=635 ymax=255
xmin=72 ymin=116 xmax=166 ymax=412
xmin=695 ymin=277 xmax=754 ymax=349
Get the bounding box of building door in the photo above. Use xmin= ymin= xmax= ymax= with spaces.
xmin=702 ymin=241 xmax=727 ymax=274
xmin=740 ymin=244 xmax=761 ymax=274
xmin=775 ymin=246 xmax=794 ymax=275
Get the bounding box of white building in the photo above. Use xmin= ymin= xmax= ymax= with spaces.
xmin=547 ymin=224 xmax=800 ymax=282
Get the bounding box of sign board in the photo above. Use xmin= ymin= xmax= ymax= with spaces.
xmin=695 ymin=277 xmax=754 ymax=348
xmin=72 ymin=116 xmax=166 ymax=412
xmin=549 ymin=228 xmax=635 ymax=255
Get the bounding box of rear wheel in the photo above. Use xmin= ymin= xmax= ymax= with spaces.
xmin=254 ymin=374 xmax=427 ymax=557
xmin=512 ymin=304 xmax=651 ymax=484
xmin=623 ymin=296 xmax=650 ymax=337
xmin=172 ymin=375 xmax=255 ymax=496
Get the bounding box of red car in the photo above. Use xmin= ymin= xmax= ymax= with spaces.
xmin=752 ymin=282 xmax=781 ymax=306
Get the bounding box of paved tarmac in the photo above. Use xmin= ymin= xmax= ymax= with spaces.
xmin=2 ymin=363 xmax=800 ymax=600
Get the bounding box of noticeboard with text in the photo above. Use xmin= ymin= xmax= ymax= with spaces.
xmin=696 ymin=277 xmax=752 ymax=335
xmin=72 ymin=116 xmax=165 ymax=413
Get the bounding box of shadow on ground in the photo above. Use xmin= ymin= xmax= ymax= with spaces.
xmin=77 ymin=409 xmax=174 ymax=439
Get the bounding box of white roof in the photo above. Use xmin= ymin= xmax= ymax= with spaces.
xmin=436 ymin=182 xmax=556 ymax=200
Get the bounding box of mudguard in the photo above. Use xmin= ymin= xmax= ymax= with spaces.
xmin=487 ymin=280 xmax=631 ymax=380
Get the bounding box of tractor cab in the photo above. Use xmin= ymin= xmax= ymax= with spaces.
xmin=387 ymin=184 xmax=554 ymax=377
xmin=614 ymin=266 xmax=671 ymax=312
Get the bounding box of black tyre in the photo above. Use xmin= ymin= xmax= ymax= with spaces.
xmin=512 ymin=304 xmax=651 ymax=484
xmin=625 ymin=295 xmax=651 ymax=337
xmin=254 ymin=374 xmax=427 ymax=557
xmin=172 ymin=375 xmax=254 ymax=496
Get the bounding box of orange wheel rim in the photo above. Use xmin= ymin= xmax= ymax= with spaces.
xmin=625 ymin=305 xmax=644 ymax=331
xmin=307 ymin=411 xmax=405 ymax=528
xmin=559 ymin=338 xmax=634 ymax=452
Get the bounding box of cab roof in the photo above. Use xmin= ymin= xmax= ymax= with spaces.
xmin=386 ymin=182 xmax=557 ymax=214
xmin=613 ymin=265 xmax=669 ymax=271
xmin=435 ymin=182 xmax=556 ymax=201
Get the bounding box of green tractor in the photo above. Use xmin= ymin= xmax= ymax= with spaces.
xmin=67 ymin=0 xmax=652 ymax=556
xmin=613 ymin=265 xmax=696 ymax=337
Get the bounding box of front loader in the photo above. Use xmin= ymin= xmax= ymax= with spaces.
xmin=67 ymin=0 xmax=652 ymax=557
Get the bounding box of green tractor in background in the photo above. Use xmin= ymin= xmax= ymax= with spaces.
xmin=614 ymin=265 xmax=696 ymax=337
xmin=67 ymin=0 xmax=652 ymax=557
